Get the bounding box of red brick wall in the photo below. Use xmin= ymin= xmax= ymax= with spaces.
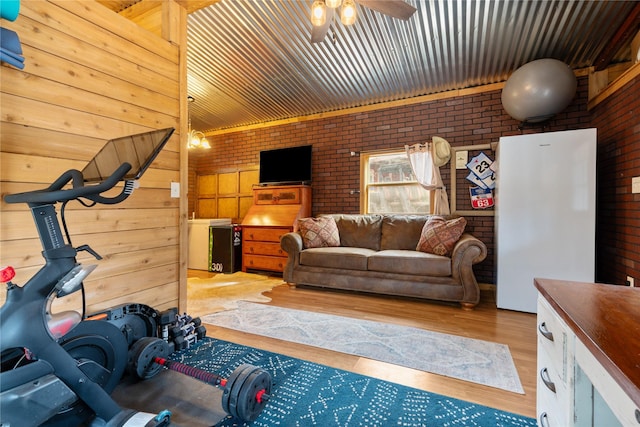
xmin=591 ymin=73 xmax=640 ymax=286
xmin=192 ymin=76 xmax=593 ymax=284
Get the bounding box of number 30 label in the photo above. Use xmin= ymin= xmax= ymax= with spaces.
xmin=210 ymin=262 xmax=224 ymax=272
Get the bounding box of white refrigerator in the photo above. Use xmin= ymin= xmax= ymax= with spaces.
xmin=495 ymin=128 xmax=597 ymax=313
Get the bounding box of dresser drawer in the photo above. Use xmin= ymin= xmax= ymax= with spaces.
xmin=243 ymin=241 xmax=286 ymax=257
xmin=254 ymin=187 xmax=301 ymax=205
xmin=537 ymin=297 xmax=570 ymax=382
xmin=243 ymin=254 xmax=286 ymax=272
xmin=537 ymin=340 xmax=572 ymax=427
xmin=243 ymin=227 xmax=289 ymax=242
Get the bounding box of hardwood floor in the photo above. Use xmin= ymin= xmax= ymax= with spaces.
xmin=188 ymin=270 xmax=538 ymax=419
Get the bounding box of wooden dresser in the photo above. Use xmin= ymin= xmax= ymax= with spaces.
xmin=534 ymin=278 xmax=640 ymax=427
xmin=241 ymin=185 xmax=311 ymax=274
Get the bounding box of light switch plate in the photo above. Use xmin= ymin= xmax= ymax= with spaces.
xmin=170 ymin=182 xmax=180 ymax=198
xmin=632 ymin=176 xmax=640 ymax=194
xmin=455 ymin=151 xmax=469 ymax=169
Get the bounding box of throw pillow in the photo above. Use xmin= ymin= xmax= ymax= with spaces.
xmin=332 ymin=214 xmax=383 ymax=250
xmin=380 ymin=215 xmax=428 ymax=250
xmin=416 ymin=216 xmax=467 ymax=256
xmin=298 ymin=216 xmax=340 ymax=249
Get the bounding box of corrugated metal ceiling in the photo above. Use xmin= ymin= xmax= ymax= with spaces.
xmin=186 ymin=0 xmax=637 ymax=133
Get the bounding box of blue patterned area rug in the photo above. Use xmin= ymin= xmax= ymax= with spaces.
xmin=202 ymin=302 xmax=524 ymax=394
xmin=170 ymin=337 xmax=535 ymax=427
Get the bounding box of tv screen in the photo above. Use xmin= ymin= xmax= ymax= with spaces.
xmin=82 ymin=127 xmax=174 ymax=183
xmin=259 ymin=145 xmax=312 ymax=185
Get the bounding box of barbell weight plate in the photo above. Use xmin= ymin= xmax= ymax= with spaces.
xmin=234 ymin=368 xmax=272 ymax=422
xmin=221 ymin=364 xmax=272 ymax=422
xmin=221 ymin=364 xmax=255 ymax=417
xmin=127 ymin=337 xmax=170 ymax=380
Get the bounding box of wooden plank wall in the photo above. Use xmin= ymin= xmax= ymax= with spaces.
xmin=0 ymin=0 xmax=185 ymax=315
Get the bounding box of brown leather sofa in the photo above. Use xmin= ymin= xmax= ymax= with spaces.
xmin=281 ymin=214 xmax=487 ymax=309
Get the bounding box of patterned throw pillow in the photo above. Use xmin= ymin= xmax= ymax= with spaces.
xmin=416 ymin=216 xmax=467 ymax=256
xmin=298 ymin=216 xmax=341 ymax=249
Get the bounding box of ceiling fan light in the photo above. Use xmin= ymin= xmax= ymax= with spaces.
xmin=311 ymin=0 xmax=326 ymax=27
xmin=341 ymin=0 xmax=356 ymax=26
xmin=326 ymin=0 xmax=341 ymax=8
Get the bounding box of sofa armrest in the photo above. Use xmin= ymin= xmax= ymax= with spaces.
xmin=280 ymin=232 xmax=303 ymax=282
xmin=450 ymin=233 xmax=487 ymax=307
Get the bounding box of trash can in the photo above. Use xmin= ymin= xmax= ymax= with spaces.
xmin=209 ymin=224 xmax=242 ymax=273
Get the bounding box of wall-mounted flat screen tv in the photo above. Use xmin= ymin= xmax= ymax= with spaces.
xmin=259 ymin=145 xmax=312 ymax=185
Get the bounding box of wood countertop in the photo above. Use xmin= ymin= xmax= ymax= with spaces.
xmin=534 ymin=278 xmax=640 ymax=408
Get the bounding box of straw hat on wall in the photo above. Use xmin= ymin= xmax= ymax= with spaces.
xmin=432 ymin=136 xmax=451 ymax=167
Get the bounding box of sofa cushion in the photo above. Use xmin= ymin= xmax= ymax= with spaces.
xmin=417 ymin=216 xmax=467 ymax=257
xmin=331 ymin=214 xmax=383 ymax=251
xmin=368 ymin=250 xmax=452 ymax=276
xmin=298 ymin=216 xmax=340 ymax=248
xmin=299 ymin=247 xmax=375 ymax=271
xmin=380 ymin=215 xmax=429 ymax=250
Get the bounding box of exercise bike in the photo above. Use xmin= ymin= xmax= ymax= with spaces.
xmin=0 ymin=128 xmax=177 ymax=426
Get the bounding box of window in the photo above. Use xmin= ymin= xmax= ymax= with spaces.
xmin=360 ymin=150 xmax=432 ymax=214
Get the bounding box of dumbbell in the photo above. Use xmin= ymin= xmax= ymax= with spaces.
xmin=127 ymin=337 xmax=271 ymax=422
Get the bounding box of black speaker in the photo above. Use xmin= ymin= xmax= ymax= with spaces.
xmin=208 ymin=225 xmax=242 ymax=273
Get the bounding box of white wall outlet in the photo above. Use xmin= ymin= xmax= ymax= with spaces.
xmin=170 ymin=182 xmax=180 ymax=198
xmin=455 ymin=151 xmax=468 ymax=169
xmin=626 ymin=276 xmax=635 ymax=287
xmin=632 ymin=176 xmax=640 ymax=194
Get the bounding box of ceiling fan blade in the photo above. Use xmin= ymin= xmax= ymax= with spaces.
xmin=311 ymin=7 xmax=334 ymax=43
xmin=356 ymin=0 xmax=417 ymax=20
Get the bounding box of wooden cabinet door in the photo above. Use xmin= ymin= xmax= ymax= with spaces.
xmin=218 ymin=172 xmax=238 ymax=195
xmin=198 ymin=199 xmax=217 ymax=218
xmin=197 ymin=174 xmax=217 ymax=198
xmin=240 ymin=170 xmax=259 ymax=193
xmin=195 ymin=167 xmax=258 ymax=220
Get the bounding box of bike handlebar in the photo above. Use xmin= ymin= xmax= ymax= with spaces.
xmin=4 ymin=163 xmax=133 ymax=206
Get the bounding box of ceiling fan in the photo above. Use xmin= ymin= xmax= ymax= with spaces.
xmin=310 ymin=0 xmax=417 ymax=43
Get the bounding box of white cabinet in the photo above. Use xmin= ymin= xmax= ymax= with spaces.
xmin=574 ymin=341 xmax=633 ymax=426
xmin=536 ymin=297 xmax=574 ymax=427
xmin=535 ymin=279 xmax=640 ymax=427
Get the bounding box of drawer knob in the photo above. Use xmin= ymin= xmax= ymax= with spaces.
xmin=635 ymin=408 xmax=640 ymax=424
xmin=540 ymin=368 xmax=556 ymax=393
xmin=538 ymin=322 xmax=554 ymax=342
xmin=539 ymin=412 xmax=550 ymax=427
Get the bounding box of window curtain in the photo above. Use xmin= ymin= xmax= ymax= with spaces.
xmin=405 ymin=141 xmax=450 ymax=215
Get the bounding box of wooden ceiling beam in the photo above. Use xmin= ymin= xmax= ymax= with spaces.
xmin=97 ymin=0 xmax=219 ymax=15
xmin=593 ymin=2 xmax=640 ymax=71
xmin=174 ymin=1 xmax=220 ymax=14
